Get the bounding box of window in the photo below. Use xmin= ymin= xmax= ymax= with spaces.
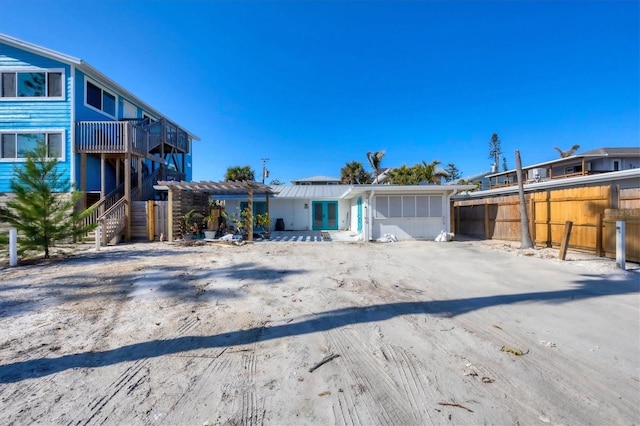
xmin=430 ymin=196 xmax=443 ymax=217
xmin=376 ymin=197 xmax=389 ymax=219
xmin=402 ymin=196 xmax=416 ymax=218
xmin=389 ymin=196 xmax=402 ymax=217
xmin=565 ymin=165 xmax=582 ymax=174
xmin=0 ymin=131 xmax=64 ymax=160
xmin=85 ymin=80 xmax=116 ymax=117
xmin=416 ymin=196 xmax=429 ymax=217
xmin=1 ymin=70 xmax=63 ymax=98
xmin=375 ymin=195 xmax=444 ymax=218
xmin=122 ymin=100 xmax=137 ymax=119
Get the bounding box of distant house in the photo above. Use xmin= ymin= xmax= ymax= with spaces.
xmin=222 ymin=178 xmax=475 ymax=241
xmin=290 ymin=175 xmax=341 ymax=185
xmin=485 ymin=147 xmax=640 ymax=189
xmin=0 ymin=34 xmax=199 ymax=242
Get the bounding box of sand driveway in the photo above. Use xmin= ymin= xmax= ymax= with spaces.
xmin=0 ymin=238 xmax=638 ymax=425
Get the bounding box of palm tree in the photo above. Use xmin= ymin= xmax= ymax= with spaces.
xmin=367 ymin=150 xmax=385 ymax=183
xmin=554 ymin=144 xmax=580 ymax=158
xmin=341 ymin=161 xmax=364 ymax=184
xmin=224 ymin=165 xmax=255 ymax=181
xmin=341 ymin=161 xmax=373 ymax=184
xmin=387 ymin=164 xmax=416 ymax=185
xmin=357 ymin=169 xmax=373 ymax=184
xmin=413 ymin=160 xmax=448 ymax=184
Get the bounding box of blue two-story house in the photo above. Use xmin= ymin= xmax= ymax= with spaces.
xmin=0 ymin=33 xmax=199 ymax=243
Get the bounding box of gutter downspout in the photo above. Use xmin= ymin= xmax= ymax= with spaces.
xmin=446 ymin=187 xmax=460 ymax=234
xmin=366 ymin=189 xmax=375 ymax=242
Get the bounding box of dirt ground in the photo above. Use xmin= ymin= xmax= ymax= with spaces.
xmin=0 ymin=237 xmax=638 ymax=425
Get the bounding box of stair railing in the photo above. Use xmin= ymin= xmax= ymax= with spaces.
xmin=98 ymin=197 xmax=128 ymax=246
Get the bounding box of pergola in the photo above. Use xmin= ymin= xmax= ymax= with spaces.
xmin=155 ymin=180 xmax=275 ymax=242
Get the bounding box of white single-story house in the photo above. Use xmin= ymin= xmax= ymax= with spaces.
xmin=222 ymin=183 xmax=475 ymax=241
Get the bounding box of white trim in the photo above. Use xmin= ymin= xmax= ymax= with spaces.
xmin=0 ymin=67 xmax=65 ymax=100
xmin=0 ymin=129 xmax=66 ymax=162
xmin=70 ymin=64 xmax=76 ymax=186
xmin=83 ymin=77 xmax=117 ymax=119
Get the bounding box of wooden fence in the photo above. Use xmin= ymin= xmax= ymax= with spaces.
xmin=453 ymin=185 xmax=640 ymax=262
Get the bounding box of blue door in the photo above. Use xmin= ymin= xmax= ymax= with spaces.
xmin=312 ymin=201 xmax=338 ymax=230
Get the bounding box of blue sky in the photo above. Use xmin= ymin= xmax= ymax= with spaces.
xmin=2 ymin=0 xmax=638 ymax=183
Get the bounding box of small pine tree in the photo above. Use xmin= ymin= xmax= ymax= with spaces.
xmin=0 ymin=143 xmax=96 ymax=259
xmin=488 ymin=133 xmax=502 ymax=170
xmin=444 ymin=163 xmax=462 ymax=182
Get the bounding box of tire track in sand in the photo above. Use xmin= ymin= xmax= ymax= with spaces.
xmin=326 ymin=326 xmax=421 ymax=426
xmin=216 ymin=312 xmax=267 ymax=426
xmin=69 ymin=312 xmax=204 ymax=425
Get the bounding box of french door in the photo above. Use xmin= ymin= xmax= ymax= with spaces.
xmin=312 ymin=201 xmax=338 ymax=230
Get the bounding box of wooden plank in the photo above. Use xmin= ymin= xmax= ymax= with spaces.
xmin=484 ymin=202 xmax=489 ymax=239
xmin=529 ymin=194 xmax=536 ymax=245
xmin=558 ymin=221 xmax=573 ymax=260
xmin=148 ymin=200 xmax=155 ymax=241
xmin=453 ymin=184 xmax=640 ymax=257
xmin=596 ymin=213 xmax=603 ymax=257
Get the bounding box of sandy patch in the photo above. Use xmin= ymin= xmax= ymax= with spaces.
xmin=0 ymin=239 xmax=638 ymax=425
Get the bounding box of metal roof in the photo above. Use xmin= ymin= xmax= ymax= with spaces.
xmin=272 ymin=184 xmax=476 ymax=199
xmin=0 ymin=33 xmax=200 ymax=141
xmin=271 ymin=185 xmax=353 ymax=199
xmin=155 ymin=180 xmax=274 ymax=195
xmin=486 ymin=147 xmax=640 ymax=178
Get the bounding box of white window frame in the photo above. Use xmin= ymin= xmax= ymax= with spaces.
xmin=84 ymin=77 xmax=117 ymax=118
xmin=0 ymin=68 xmax=65 ymax=100
xmin=0 ymin=129 xmax=66 ymax=162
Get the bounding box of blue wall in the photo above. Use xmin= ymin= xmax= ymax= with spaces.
xmin=1 ymin=39 xmax=195 ymax=195
xmin=0 ymin=43 xmax=72 ymax=192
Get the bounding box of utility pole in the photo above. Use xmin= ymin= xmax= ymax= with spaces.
xmin=261 ymin=158 xmax=269 ymax=184
xmin=515 ymin=150 xmax=533 ymax=249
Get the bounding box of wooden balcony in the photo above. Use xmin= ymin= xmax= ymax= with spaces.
xmin=75 ymin=119 xmax=190 ymax=157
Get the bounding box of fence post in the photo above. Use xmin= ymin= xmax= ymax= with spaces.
xmin=148 ymin=200 xmax=155 ymax=241
xmin=9 ymin=228 xmax=17 ymax=267
xmin=616 ymin=220 xmax=626 ymax=270
xmin=95 ymin=225 xmax=101 ymax=251
xmin=558 ymin=221 xmax=573 ymax=260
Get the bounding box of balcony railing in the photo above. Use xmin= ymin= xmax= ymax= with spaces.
xmin=75 ymin=119 xmax=190 ymax=156
xmin=76 ymin=121 xmax=148 ymax=156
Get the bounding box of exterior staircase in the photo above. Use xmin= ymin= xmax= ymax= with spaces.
xmin=81 ymin=169 xmax=163 ymax=246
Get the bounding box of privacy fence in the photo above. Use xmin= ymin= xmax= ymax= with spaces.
xmin=453 ymin=185 xmax=640 ymax=262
